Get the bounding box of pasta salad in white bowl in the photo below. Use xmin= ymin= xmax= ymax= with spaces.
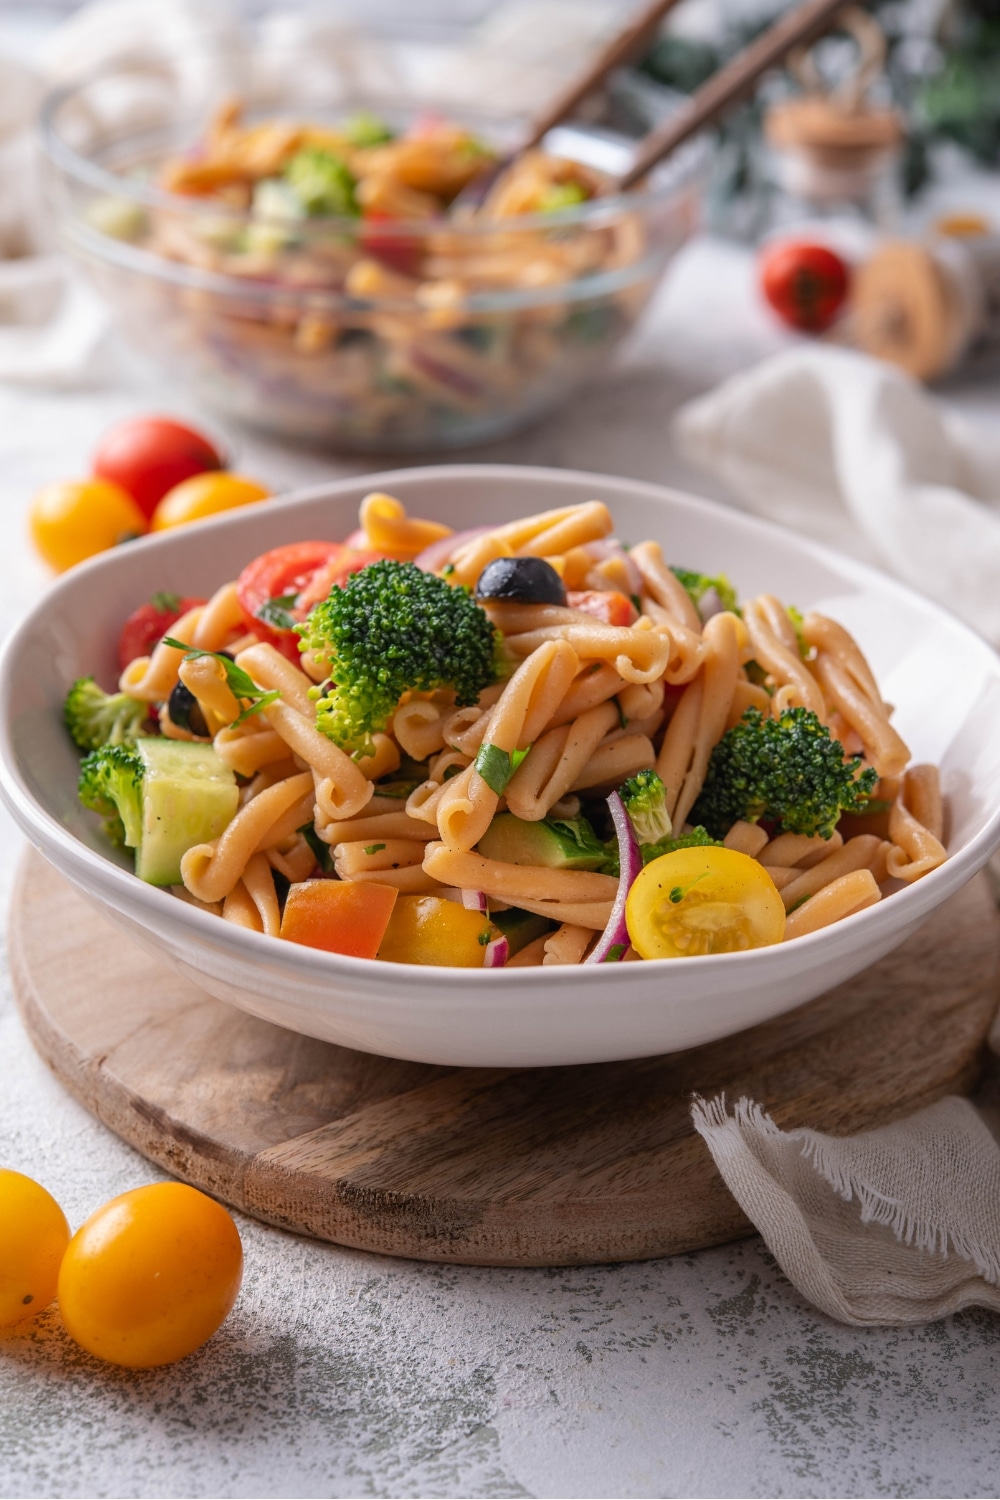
xmin=2 ymin=464 xmax=1000 ymax=1066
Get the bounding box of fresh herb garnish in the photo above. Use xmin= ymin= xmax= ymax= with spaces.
xmin=255 ymin=593 xmax=299 ymax=631
xmin=164 ymin=640 xmax=280 ymax=724
xmin=474 ymin=742 xmax=531 ymax=795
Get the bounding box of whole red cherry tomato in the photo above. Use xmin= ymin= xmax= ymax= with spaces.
xmin=118 ymin=592 xmax=207 ymax=671
xmin=94 ymin=417 xmax=224 ymax=521
xmin=758 ymin=241 xmax=850 ymax=333
xmin=236 ymin=541 xmax=382 ymax=661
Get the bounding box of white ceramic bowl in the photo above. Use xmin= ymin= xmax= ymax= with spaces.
xmin=3 ymin=464 xmax=1000 ymax=1067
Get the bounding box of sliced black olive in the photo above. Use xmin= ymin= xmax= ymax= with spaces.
xmin=167 ymin=680 xmax=209 ymax=738
xmin=474 ymin=557 xmax=567 ymax=606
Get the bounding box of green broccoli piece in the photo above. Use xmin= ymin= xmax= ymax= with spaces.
xmin=620 ymin=769 xmax=673 ymax=847
xmin=78 ymin=744 xmax=143 ymax=848
xmin=642 ymin=827 xmax=722 ymax=865
xmin=342 ymin=112 xmax=395 ymax=148
xmin=671 ymin=566 xmax=740 ymax=619
xmin=64 ymin=677 xmax=148 ymax=752
xmin=298 ymin=560 xmax=500 ymax=757
xmin=539 ymin=181 xmax=588 ymax=213
xmin=614 ymin=772 xmax=722 ymax=869
xmin=284 ymin=148 xmax=358 ymax=217
xmin=692 ymin=707 xmax=878 ymax=840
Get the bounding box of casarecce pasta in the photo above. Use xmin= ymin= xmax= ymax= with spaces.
xmin=67 ymin=490 xmax=946 ymax=969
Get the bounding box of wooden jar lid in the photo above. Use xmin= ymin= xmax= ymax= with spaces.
xmin=852 ymin=239 xmax=961 ymax=380
xmin=765 ymin=97 xmax=903 ymax=170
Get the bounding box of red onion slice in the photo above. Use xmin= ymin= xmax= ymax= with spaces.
xmin=413 ymin=526 xmax=491 ymax=575
xmin=484 ymin=934 xmax=509 ymax=968
xmin=461 ymin=888 xmax=488 ymax=912
xmin=585 ymin=789 xmax=641 ymax=964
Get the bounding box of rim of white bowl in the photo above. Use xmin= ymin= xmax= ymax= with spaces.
xmin=2 ymin=462 xmax=999 ymax=986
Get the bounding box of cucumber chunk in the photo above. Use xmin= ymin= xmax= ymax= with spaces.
xmin=476 ymin=812 xmax=608 ymax=871
xmin=134 ymin=739 xmax=238 ymax=886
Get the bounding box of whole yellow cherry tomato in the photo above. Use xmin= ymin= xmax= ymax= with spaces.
xmin=57 ymin=1182 xmax=243 ymax=1368
xmin=626 ymin=846 xmax=786 ymax=959
xmin=0 ymin=1168 xmax=70 ymax=1327
xmin=150 ymin=473 xmax=270 ymax=531
xmin=28 ymin=479 xmax=147 ymax=572
xmin=377 ymin=895 xmax=492 ymax=966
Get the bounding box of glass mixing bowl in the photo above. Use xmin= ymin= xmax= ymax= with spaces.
xmin=40 ymin=56 xmax=707 ymax=452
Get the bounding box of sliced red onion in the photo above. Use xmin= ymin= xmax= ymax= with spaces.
xmin=585 ymin=789 xmax=641 ymax=964
xmin=483 ymin=934 xmax=509 ymax=968
xmin=582 ymin=538 xmax=643 ymax=596
xmin=698 ymin=588 xmax=725 ymax=623
xmin=413 ymin=526 xmax=491 ymax=575
xmin=462 ymin=888 xmax=488 ymax=912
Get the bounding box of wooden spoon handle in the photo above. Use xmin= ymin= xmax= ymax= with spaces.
xmin=615 ymin=0 xmax=852 ymax=191
xmin=523 ymin=0 xmax=687 ymax=151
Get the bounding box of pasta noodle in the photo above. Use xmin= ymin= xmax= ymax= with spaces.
xmin=783 ymin=869 xmax=882 ymax=940
xmin=542 ymin=924 xmax=593 ymax=965
xmin=743 ymin=595 xmax=826 ymax=718
xmin=803 ymin=613 xmax=910 ymax=779
xmin=435 ymin=640 xmax=578 ymax=850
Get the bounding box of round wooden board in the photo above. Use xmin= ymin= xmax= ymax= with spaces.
xmin=10 ymin=848 xmax=1000 ymax=1266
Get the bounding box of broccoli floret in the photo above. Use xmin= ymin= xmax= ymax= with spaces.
xmin=64 ymin=677 xmax=148 ymax=752
xmin=620 ymin=769 xmax=673 ymax=847
xmin=642 ymin=827 xmax=722 ymax=865
xmin=298 ymin=560 xmax=500 ymax=757
xmin=284 ymin=148 xmax=358 ymax=217
xmin=78 ymin=745 xmax=143 ymax=848
xmin=539 ymin=181 xmax=588 ymax=213
xmin=692 ymin=707 xmax=878 ymax=840
xmin=342 ymin=112 xmax=395 ymax=147
xmin=616 ymin=772 xmax=722 ymax=868
xmin=671 ymin=566 xmax=740 ymax=619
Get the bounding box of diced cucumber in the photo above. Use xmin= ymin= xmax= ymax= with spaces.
xmin=488 ymin=906 xmax=556 ymax=956
xmin=134 ymin=739 xmax=238 ymax=887
xmin=476 ymin=812 xmax=608 ymax=871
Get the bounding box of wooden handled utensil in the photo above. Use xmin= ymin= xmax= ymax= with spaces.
xmin=454 ymin=0 xmax=688 ymax=209
xmin=614 ymin=0 xmax=854 ymax=190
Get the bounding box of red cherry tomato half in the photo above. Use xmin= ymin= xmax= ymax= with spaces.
xmin=118 ymin=593 xmax=207 ymax=671
xmin=360 ymin=211 xmax=424 ymax=278
xmin=758 ymin=241 xmax=850 ymax=334
xmin=237 ymin=542 xmax=342 ymax=659
xmin=566 ymin=589 xmax=638 ymax=627
xmin=94 ymin=417 xmax=224 ymax=521
xmin=294 ymin=547 xmax=386 ymax=614
xmin=236 ymin=541 xmax=384 ymax=662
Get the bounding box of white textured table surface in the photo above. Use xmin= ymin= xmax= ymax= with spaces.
xmin=3 ymin=243 xmax=1000 ymax=1500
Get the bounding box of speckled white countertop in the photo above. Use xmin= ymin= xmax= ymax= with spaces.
xmin=3 ymin=237 xmax=1000 ymax=1499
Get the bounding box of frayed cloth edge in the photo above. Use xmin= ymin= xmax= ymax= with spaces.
xmin=691 ymin=1094 xmax=1000 ymax=1288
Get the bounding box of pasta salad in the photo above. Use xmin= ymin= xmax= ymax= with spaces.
xmin=65 ymin=493 xmax=947 ymax=968
xmin=89 ymin=103 xmax=672 ymax=449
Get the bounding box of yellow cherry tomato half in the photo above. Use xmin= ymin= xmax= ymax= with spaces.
xmin=28 ymin=478 xmax=147 ymax=573
xmin=626 ymin=846 xmax=786 ymax=959
xmin=377 ymin=895 xmax=492 ymax=966
xmin=57 ymin=1182 xmax=243 ymax=1368
xmin=150 ymin=473 xmax=270 ymax=531
xmin=0 ymin=1168 xmax=71 ymax=1327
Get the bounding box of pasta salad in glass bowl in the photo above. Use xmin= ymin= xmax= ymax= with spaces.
xmin=40 ymin=58 xmax=706 ymax=452
xmin=3 ymin=465 xmax=1000 ymax=1066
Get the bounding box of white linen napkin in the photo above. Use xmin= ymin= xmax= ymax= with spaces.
xmin=692 ymin=1092 xmax=1000 ymax=1325
xmin=672 ymin=344 xmax=1000 ymax=646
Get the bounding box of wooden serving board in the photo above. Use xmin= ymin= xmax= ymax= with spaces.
xmin=10 ymin=848 xmax=1000 ymax=1266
